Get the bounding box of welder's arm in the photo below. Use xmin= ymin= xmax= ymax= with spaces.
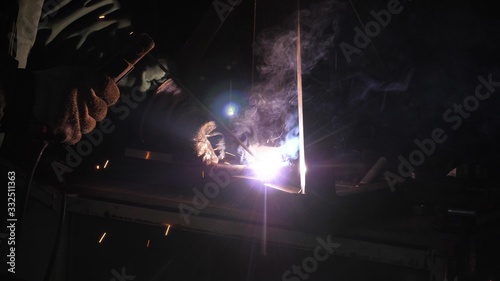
xmin=0 ymin=54 xmax=120 ymax=145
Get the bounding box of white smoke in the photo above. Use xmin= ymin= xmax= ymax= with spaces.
xmin=232 ymin=0 xmax=338 ymax=162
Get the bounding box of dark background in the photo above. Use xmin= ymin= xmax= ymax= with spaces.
xmin=2 ymin=0 xmax=500 ymax=280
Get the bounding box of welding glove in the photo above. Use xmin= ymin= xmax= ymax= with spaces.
xmin=32 ymin=66 xmax=120 ymax=144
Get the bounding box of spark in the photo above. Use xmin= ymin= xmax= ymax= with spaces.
xmin=98 ymin=15 xmax=105 ymax=19
xmin=104 ymin=160 xmax=110 ymax=169
xmin=98 ymin=232 xmax=107 ymax=243
xmin=146 ymin=239 xmax=151 ymax=247
xmin=165 ymin=224 xmax=171 ymax=236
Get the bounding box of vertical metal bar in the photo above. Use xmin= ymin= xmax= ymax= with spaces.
xmin=296 ymin=1 xmax=306 ymax=194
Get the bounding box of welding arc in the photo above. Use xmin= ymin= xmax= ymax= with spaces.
xmin=232 ymin=175 xmax=301 ymax=194
xmin=147 ymin=53 xmax=254 ymax=157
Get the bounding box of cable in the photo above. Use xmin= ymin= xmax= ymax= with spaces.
xmin=16 ymin=141 xmax=50 ymax=270
xmin=17 ymin=140 xmax=67 ymax=281
xmin=251 ymin=0 xmax=257 ymax=88
xmin=20 ymin=140 xmax=49 ymax=220
xmin=43 ymin=179 xmax=67 ymax=281
xmin=347 ymin=0 xmax=390 ymax=80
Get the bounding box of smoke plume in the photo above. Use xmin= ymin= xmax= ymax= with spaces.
xmin=232 ymin=0 xmax=337 ymax=161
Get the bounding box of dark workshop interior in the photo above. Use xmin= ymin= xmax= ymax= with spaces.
xmin=1 ymin=0 xmax=500 ymax=280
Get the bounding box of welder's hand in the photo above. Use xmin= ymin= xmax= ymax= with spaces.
xmin=32 ymin=66 xmax=120 ymax=144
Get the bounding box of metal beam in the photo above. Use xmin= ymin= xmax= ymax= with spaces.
xmin=66 ymin=194 xmax=444 ymax=276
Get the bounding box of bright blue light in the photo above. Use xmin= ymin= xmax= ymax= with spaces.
xmin=224 ymin=102 xmax=239 ymax=118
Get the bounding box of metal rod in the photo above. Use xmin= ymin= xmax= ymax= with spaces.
xmin=296 ymin=4 xmax=306 ymax=194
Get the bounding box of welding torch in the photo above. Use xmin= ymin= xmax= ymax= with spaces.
xmin=148 ymin=53 xmax=255 ymax=158
xmin=29 ymin=33 xmax=155 ymax=141
xmin=99 ymin=33 xmax=155 ymax=83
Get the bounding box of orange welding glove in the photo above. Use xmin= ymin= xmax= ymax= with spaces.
xmin=32 ymin=66 xmax=119 ymax=144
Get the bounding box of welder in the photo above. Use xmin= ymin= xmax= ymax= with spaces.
xmin=0 ymin=0 xmax=121 ymax=149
